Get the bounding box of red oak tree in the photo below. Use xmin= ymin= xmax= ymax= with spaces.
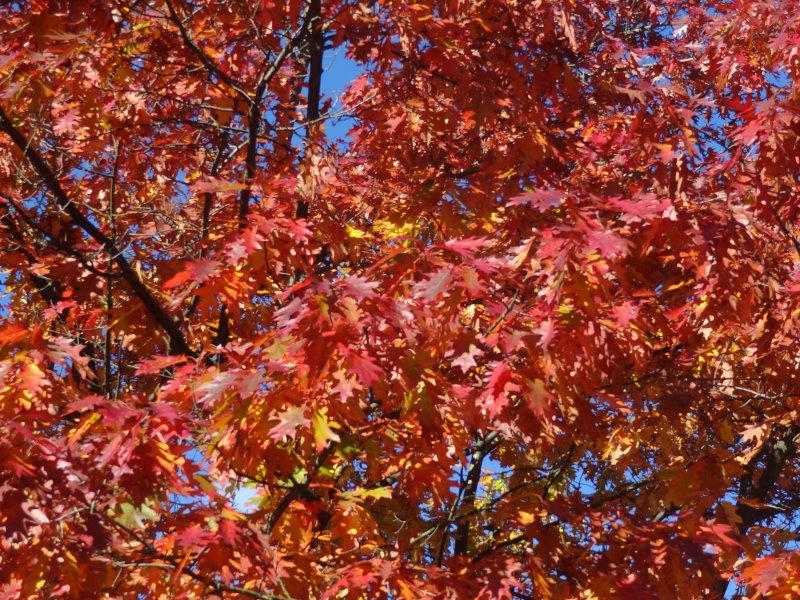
xmin=2 ymin=0 xmax=800 ymax=598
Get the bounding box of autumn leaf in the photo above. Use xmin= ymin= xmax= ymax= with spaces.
xmin=509 ymin=188 xmax=564 ymax=209
xmin=452 ymin=344 xmax=481 ymax=373
xmin=269 ymin=406 xmax=309 ymax=442
xmin=191 ymin=178 xmax=248 ymax=193
xmin=587 ymin=229 xmax=629 ymax=258
xmin=164 ymin=258 xmax=221 ymax=288
xmin=136 ymin=355 xmax=188 ymax=375
xmin=117 ymin=503 xmax=158 ymax=530
xmin=345 ymin=350 xmax=384 ymax=386
xmin=312 ymin=409 xmax=341 ymax=452
xmin=343 ymin=274 xmax=379 ymax=301
xmin=741 ymin=557 xmax=787 ymax=596
xmin=442 ymin=237 xmax=489 ymax=258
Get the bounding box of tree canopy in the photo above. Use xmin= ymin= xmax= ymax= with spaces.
xmin=3 ymin=0 xmax=800 ymax=598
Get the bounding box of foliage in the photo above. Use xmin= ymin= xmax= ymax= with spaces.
xmin=2 ymin=0 xmax=800 ymax=598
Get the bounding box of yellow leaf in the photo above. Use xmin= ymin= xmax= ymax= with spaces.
xmin=345 ymin=225 xmax=368 ymax=239
xmin=194 ymin=474 xmax=216 ymax=496
xmin=694 ymin=297 xmax=709 ymax=317
xmin=221 ymin=507 xmax=245 ymax=521
xmin=374 ymin=218 xmax=415 ymax=238
xmin=666 ymin=279 xmax=692 ymax=291
xmin=358 ymin=486 xmax=392 ymax=500
xmin=312 ymin=408 xmax=341 ymax=452
xmin=68 ymin=412 xmax=101 ymax=446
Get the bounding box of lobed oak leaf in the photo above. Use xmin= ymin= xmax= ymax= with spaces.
xmin=47 ymin=336 xmax=90 ymax=375
xmin=608 ymin=194 xmax=671 ymax=221
xmin=282 ymin=219 xmax=313 ymax=240
xmin=52 ymin=106 xmax=80 ymax=135
xmin=278 ymin=278 xmax=313 ymax=301
xmin=274 ymin=296 xmax=305 ymax=328
xmin=527 ymin=378 xmax=551 ymax=418
xmin=164 ymin=258 xmax=221 ymax=288
xmin=65 ymin=395 xmax=104 ymax=413
xmin=442 ymin=237 xmax=489 ymax=258
xmin=19 ymin=362 xmax=48 ymax=395
xmin=487 ymin=361 xmax=514 ymax=397
xmin=117 ymin=503 xmax=158 ymax=530
xmin=532 ymin=319 xmax=556 ymax=349
xmin=345 ymin=350 xmax=384 ymax=386
xmin=42 ymin=300 xmax=77 ymax=320
xmin=225 ymin=226 xmax=262 ymax=263
xmin=741 ymin=556 xmax=787 ymax=596
xmin=176 ymin=523 xmax=215 ymax=550
xmin=344 ymin=274 xmax=379 ymax=301
xmin=269 ymin=406 xmax=309 ymax=442
xmin=191 ymin=177 xmax=247 ymax=193
xmin=196 ymin=370 xmax=239 ymax=405
xmin=386 ymin=113 xmax=406 ymax=132
xmin=0 ymin=581 xmax=21 ymax=600
xmin=734 ymin=117 xmax=765 ymax=146
xmin=312 ymin=409 xmax=341 ymax=452
xmin=587 ymin=229 xmax=629 ymax=258
xmin=413 ymin=268 xmax=452 ymax=302
xmin=509 ymin=188 xmax=564 ymax=209
xmin=612 ymin=301 xmax=638 ymax=327
xmin=219 ymin=518 xmax=239 ymax=545
xmin=136 ymin=355 xmax=188 ymax=375
xmin=699 ymin=522 xmax=741 ymax=549
xmin=0 ymin=324 xmax=28 ymax=346
xmin=459 ymin=266 xmax=485 ymax=295
xmin=452 ymin=344 xmax=482 ymax=373
xmin=236 ymin=369 xmax=264 ymax=398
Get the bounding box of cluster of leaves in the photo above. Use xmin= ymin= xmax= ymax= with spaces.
xmin=4 ymin=0 xmax=800 ymax=598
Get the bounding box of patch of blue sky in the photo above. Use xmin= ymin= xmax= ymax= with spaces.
xmin=765 ymin=69 xmax=792 ymax=90
xmin=319 ymin=44 xmax=362 ymax=142
xmin=0 ymin=271 xmax=10 ymax=319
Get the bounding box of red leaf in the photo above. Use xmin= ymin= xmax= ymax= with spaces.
xmin=509 ymin=188 xmax=564 ymax=209
xmin=741 ymin=556 xmax=787 ymax=596
xmin=191 ymin=178 xmax=247 ymax=193
xmin=346 ymin=350 xmax=384 ymax=386
xmin=442 ymin=237 xmax=489 ymax=258
xmin=414 ymin=268 xmax=452 ymax=302
xmin=452 ymin=344 xmax=482 ymax=373
xmin=164 ymin=259 xmax=220 ymax=288
xmin=136 ymin=355 xmax=188 ymax=375
xmin=588 ymin=229 xmax=629 ymax=258
xmin=607 ymin=194 xmax=671 ymax=220
xmin=176 ymin=524 xmax=215 ymax=550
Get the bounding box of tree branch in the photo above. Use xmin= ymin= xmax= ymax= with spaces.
xmin=266 ymin=443 xmax=335 ymax=534
xmin=295 ymin=0 xmax=323 ymax=220
xmin=0 ymin=106 xmax=195 ymax=357
xmin=452 ymin=430 xmax=500 ymax=556
xmin=163 ymin=0 xmax=252 ymax=101
xmin=105 ymin=139 xmax=121 ymax=397
xmin=239 ymin=6 xmax=318 ymax=225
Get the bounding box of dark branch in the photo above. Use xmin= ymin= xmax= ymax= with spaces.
xmin=0 ymin=106 xmax=195 ymax=357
